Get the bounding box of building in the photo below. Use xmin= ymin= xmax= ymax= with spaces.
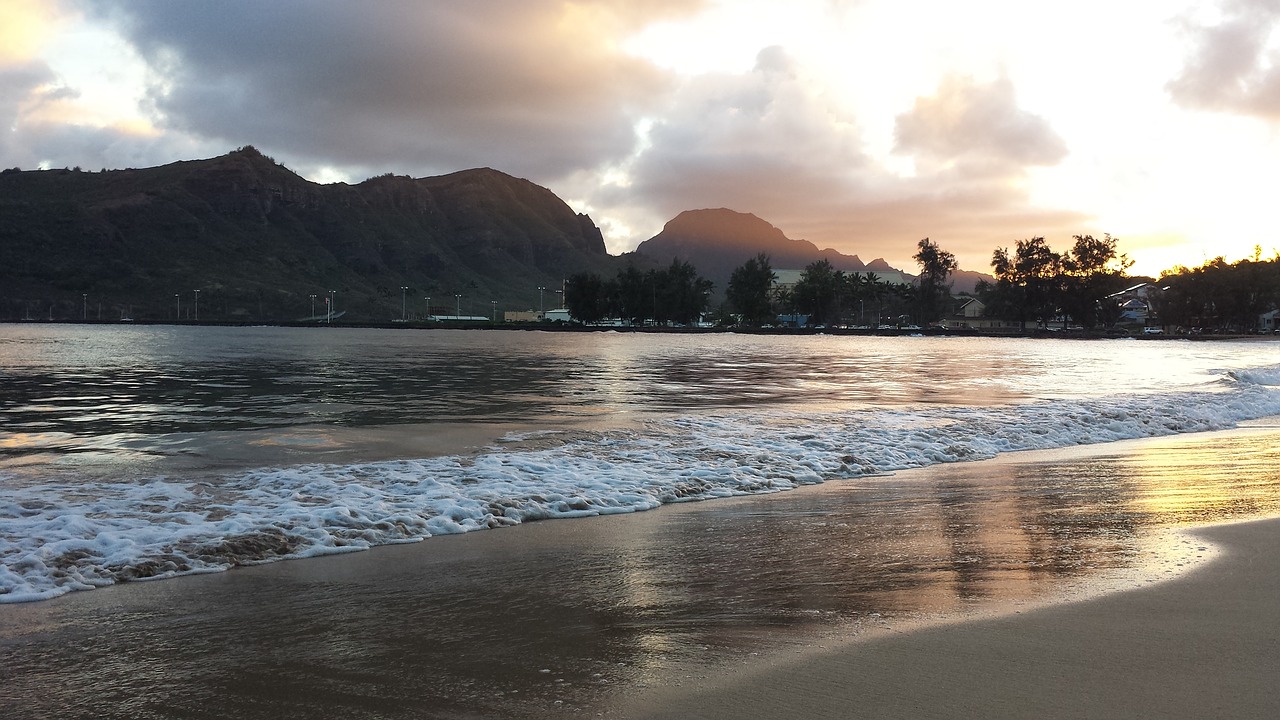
xmin=1107 ymin=283 xmax=1159 ymax=325
xmin=944 ymin=296 xmax=1018 ymax=330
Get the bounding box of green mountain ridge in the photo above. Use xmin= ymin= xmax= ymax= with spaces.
xmin=0 ymin=147 xmax=629 ymax=322
xmin=1 ymin=148 xmax=990 ymax=324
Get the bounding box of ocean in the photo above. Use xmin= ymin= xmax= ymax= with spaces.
xmin=4 ymin=325 xmax=1280 ymax=717
xmin=3 ymin=325 xmax=1280 ymax=604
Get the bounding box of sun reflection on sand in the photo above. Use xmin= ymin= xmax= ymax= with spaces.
xmin=1120 ymin=429 xmax=1280 ymax=524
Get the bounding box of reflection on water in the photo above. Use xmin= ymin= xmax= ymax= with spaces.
xmin=3 ymin=325 xmax=1266 ymax=475
xmin=3 ymin=325 xmax=1279 ymax=717
xmin=2 ymin=428 xmax=1278 ymax=718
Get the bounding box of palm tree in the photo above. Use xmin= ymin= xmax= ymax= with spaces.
xmin=864 ymin=272 xmax=890 ymax=326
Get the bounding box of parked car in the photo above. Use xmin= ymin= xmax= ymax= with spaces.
xmin=1142 ymin=327 xmax=1163 ymax=334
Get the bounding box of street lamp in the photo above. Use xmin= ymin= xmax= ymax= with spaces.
xmin=327 ymin=290 xmax=336 ymax=323
xmin=454 ymin=294 xmax=461 ymax=318
xmin=400 ymin=286 xmax=409 ymax=321
xmin=310 ymin=294 xmax=316 ymax=319
xmin=538 ymin=286 xmax=546 ymax=314
xmin=82 ymin=293 xmax=87 ymax=321
xmin=175 ymin=293 xmax=180 ymax=321
xmin=194 ymin=289 xmax=200 ymax=322
xmin=425 ymin=296 xmax=431 ymax=320
xmin=490 ymin=300 xmax=496 ymax=321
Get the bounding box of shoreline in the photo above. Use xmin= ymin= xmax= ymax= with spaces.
xmin=3 ymin=424 xmax=1279 ymax=718
xmin=4 ymin=318 xmax=1275 ymax=341
xmin=611 ymin=515 xmax=1280 ymax=719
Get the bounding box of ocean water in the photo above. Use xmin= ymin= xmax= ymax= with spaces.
xmin=3 ymin=325 xmax=1280 ymax=604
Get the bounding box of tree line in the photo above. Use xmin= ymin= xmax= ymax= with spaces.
xmin=564 ymin=259 xmax=714 ymax=326
xmin=563 ymin=233 xmax=1280 ymax=332
xmin=975 ymin=234 xmax=1133 ymax=330
xmin=724 ymin=235 xmax=1136 ymax=330
xmin=563 ymin=239 xmax=959 ymax=328
xmin=1152 ymin=250 xmax=1280 ymax=332
xmin=725 ymin=239 xmax=956 ymax=327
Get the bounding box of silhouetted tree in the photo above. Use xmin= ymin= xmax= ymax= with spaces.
xmin=791 ymin=259 xmax=844 ymax=326
xmin=912 ymin=238 xmax=957 ymax=324
xmin=651 ymin=259 xmax=713 ymax=325
xmin=609 ymin=266 xmax=649 ymax=325
xmin=1058 ymin=234 xmax=1132 ymax=328
xmin=726 ymin=253 xmax=777 ymax=326
xmin=1153 ymin=252 xmax=1280 ymax=331
xmin=564 ymin=272 xmax=607 ymax=324
xmin=984 ymin=236 xmax=1062 ymax=330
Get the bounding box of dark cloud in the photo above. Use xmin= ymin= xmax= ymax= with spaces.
xmin=1168 ymin=0 xmax=1280 ymax=118
xmin=89 ymin=0 xmax=700 ymax=179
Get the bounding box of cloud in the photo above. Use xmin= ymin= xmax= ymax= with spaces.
xmin=616 ymin=46 xmax=868 ymax=221
xmin=0 ymin=0 xmax=63 ymax=167
xmin=18 ymin=2 xmax=1090 ymax=273
xmin=596 ymin=55 xmax=1082 ymax=270
xmin=0 ymin=0 xmax=65 ymax=64
xmin=0 ymin=61 xmax=56 ymax=130
xmin=90 ymin=0 xmax=701 ymax=180
xmin=1168 ymin=0 xmax=1280 ymax=118
xmin=894 ymin=73 xmax=1068 ymax=173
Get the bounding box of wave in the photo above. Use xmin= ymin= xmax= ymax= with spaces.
xmin=4 ymin=364 xmax=1280 ymax=603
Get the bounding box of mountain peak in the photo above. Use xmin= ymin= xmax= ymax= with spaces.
xmin=661 ymin=208 xmax=790 ymax=245
xmin=636 ymin=208 xmax=892 ymax=297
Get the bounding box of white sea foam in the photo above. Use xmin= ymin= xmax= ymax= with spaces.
xmin=3 ymin=365 xmax=1280 ymax=603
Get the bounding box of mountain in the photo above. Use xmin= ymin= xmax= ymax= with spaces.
xmin=0 ymin=147 xmax=629 ymax=322
xmin=634 ymin=208 xmax=989 ymax=295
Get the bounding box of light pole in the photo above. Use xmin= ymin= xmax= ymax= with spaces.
xmin=490 ymin=300 xmax=496 ymax=321
xmin=425 ymin=296 xmax=431 ymax=320
xmin=82 ymin=293 xmax=87 ymax=321
xmin=310 ymin=294 xmax=316 ymax=319
xmin=194 ymin=289 xmax=200 ymax=322
xmin=327 ymin=290 xmax=335 ymax=323
xmin=454 ymin=294 xmax=461 ymax=318
xmin=400 ymin=286 xmax=409 ymax=321
xmin=174 ymin=293 xmax=180 ymax=321
xmin=538 ymin=286 xmax=545 ymax=315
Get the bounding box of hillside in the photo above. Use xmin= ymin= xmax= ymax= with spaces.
xmin=0 ymin=147 xmax=628 ymax=322
xmin=634 ymin=208 xmax=989 ymax=295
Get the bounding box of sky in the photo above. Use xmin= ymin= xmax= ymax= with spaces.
xmin=4 ymin=0 xmax=1280 ymax=277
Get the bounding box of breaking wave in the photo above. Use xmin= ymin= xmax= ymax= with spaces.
xmin=3 ymin=364 xmax=1279 ymax=603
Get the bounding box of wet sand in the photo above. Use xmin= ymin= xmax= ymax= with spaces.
xmin=614 ymin=516 xmax=1280 ymax=719
xmin=2 ymin=425 xmax=1279 ymax=719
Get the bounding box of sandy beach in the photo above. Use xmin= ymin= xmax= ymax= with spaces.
xmin=613 ymin=516 xmax=1280 ymax=719
xmin=2 ymin=423 xmax=1279 ymax=719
